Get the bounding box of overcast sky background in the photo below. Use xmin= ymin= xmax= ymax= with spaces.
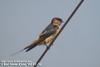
xmin=0 ymin=0 xmax=100 ymax=67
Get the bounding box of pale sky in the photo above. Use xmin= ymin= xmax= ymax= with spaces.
xmin=0 ymin=0 xmax=100 ymax=67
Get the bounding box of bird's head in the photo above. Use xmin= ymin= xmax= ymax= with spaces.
xmin=51 ymin=17 xmax=63 ymax=27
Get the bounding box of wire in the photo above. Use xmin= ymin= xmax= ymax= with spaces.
xmin=34 ymin=0 xmax=84 ymax=67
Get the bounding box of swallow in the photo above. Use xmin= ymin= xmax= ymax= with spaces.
xmin=10 ymin=17 xmax=63 ymax=56
xmin=24 ymin=17 xmax=63 ymax=52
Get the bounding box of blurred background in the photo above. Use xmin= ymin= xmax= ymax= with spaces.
xmin=0 ymin=0 xmax=100 ymax=67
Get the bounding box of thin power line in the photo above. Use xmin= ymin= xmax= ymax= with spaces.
xmin=34 ymin=0 xmax=84 ymax=67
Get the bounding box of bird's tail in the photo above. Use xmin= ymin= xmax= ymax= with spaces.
xmin=10 ymin=39 xmax=41 ymax=56
xmin=24 ymin=39 xmax=41 ymax=52
xmin=10 ymin=49 xmax=25 ymax=57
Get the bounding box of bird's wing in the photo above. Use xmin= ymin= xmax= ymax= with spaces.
xmin=39 ymin=24 xmax=59 ymax=39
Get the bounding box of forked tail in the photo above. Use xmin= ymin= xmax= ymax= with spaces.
xmin=24 ymin=40 xmax=40 ymax=52
xmin=10 ymin=40 xmax=40 ymax=56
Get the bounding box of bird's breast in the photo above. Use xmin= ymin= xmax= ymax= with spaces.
xmin=44 ymin=29 xmax=60 ymax=44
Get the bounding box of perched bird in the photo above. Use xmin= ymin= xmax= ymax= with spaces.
xmin=24 ymin=17 xmax=63 ymax=52
xmin=10 ymin=17 xmax=63 ymax=57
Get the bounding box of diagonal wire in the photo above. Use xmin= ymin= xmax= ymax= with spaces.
xmin=34 ymin=0 xmax=84 ymax=67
